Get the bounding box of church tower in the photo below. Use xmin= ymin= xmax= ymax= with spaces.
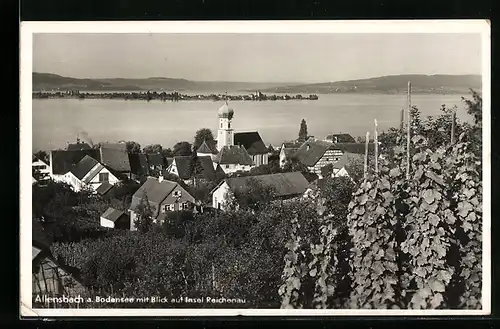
xmin=217 ymin=95 xmax=234 ymax=151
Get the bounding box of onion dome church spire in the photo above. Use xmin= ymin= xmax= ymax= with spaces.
xmin=217 ymin=91 xmax=235 ymax=150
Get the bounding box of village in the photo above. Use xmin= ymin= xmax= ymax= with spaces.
xmin=32 ymin=98 xmax=372 ymax=231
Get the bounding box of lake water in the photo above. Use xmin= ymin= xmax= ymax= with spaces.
xmin=32 ymin=93 xmax=473 ymax=152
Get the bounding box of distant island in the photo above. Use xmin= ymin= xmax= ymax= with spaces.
xmin=254 ymin=74 xmax=482 ymax=95
xmin=32 ymin=72 xmax=481 ymax=95
xmin=32 ymin=90 xmax=319 ymax=101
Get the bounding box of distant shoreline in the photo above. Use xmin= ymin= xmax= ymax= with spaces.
xmin=32 ymin=91 xmax=320 ymax=101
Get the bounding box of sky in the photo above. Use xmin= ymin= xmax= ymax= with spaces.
xmin=33 ymin=33 xmax=482 ymax=84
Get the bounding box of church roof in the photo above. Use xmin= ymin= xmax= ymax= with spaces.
xmin=234 ymin=132 xmax=268 ymax=155
xmin=214 ymin=145 xmax=253 ymax=166
xmin=197 ymin=140 xmax=218 ymax=155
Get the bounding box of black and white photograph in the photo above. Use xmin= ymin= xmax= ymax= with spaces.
xmin=20 ymin=21 xmax=490 ymax=316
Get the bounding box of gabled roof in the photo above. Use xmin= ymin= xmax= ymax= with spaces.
xmin=234 ymin=132 xmax=268 ymax=155
xmin=172 ymin=156 xmax=216 ymax=181
xmin=283 ymin=148 xmax=299 ymax=159
xmin=197 ymin=140 xmax=218 ymax=155
xmin=325 ymin=134 xmax=356 ymax=143
xmin=50 ymin=149 xmax=101 ymax=175
xmin=70 ymin=155 xmax=100 ymax=180
xmin=96 ymin=181 xmax=114 ymax=195
xmin=294 ymin=139 xmax=333 ymax=167
xmin=214 ymin=145 xmax=254 ymax=166
xmin=146 ymin=153 xmax=164 ymax=167
xmin=224 ymin=172 xmax=309 ymax=198
xmin=101 ymin=207 xmax=127 ymax=222
xmin=99 ymin=143 xmax=131 ymax=172
xmin=331 ymin=143 xmax=375 ymax=155
xmin=129 ymin=177 xmax=179 ymax=217
xmin=332 ymin=152 xmax=365 ymax=169
xmin=128 ymin=153 xmax=149 ymax=176
xmin=67 ymin=142 xmax=92 ymax=151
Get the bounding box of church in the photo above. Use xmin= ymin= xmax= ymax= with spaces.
xmin=197 ymin=99 xmax=269 ymax=175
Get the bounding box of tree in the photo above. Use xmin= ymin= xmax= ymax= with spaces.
xmin=231 ymin=178 xmax=277 ymax=212
xmin=267 ymin=144 xmax=275 ymax=153
xmin=125 ymin=141 xmax=141 ymax=154
xmin=320 ymin=164 xmax=334 ymax=178
xmin=189 ymin=151 xmax=205 ymax=187
xmin=462 ymin=89 xmax=482 ymax=126
xmin=34 ymin=150 xmax=49 ymax=163
xmin=143 ymin=144 xmax=163 ymax=154
xmin=193 ymin=128 xmax=216 ymax=151
xmin=173 ymin=141 xmax=193 ymax=156
xmin=161 ymin=148 xmax=174 ymax=158
xmin=298 ymin=119 xmax=308 ymax=142
xmin=134 ymin=192 xmax=154 ymax=233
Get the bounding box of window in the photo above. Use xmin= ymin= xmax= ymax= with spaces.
xmin=225 ymin=165 xmax=229 ymax=169
xmin=221 ymin=122 xmax=223 ymax=128
xmin=182 ymin=203 xmax=189 ymax=210
xmin=214 ymin=197 xmax=217 ymax=207
xmin=162 ymin=205 xmax=167 ymax=213
xmin=99 ymin=173 xmax=109 ymax=182
xmin=170 ymin=204 xmax=175 ymax=211
xmin=228 ymin=122 xmax=231 ymax=128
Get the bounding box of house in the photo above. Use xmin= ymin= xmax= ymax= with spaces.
xmin=279 ymin=141 xmax=303 ymax=169
xmin=211 ymin=171 xmax=309 ymax=210
xmin=32 ymin=218 xmax=88 ymax=306
xmin=48 ymin=149 xmax=101 ymax=182
xmin=325 ymin=133 xmax=356 ymax=143
xmin=213 ymin=145 xmax=255 ymax=175
xmin=128 ymin=176 xmax=196 ymax=231
xmin=64 ymin=155 xmax=120 ymax=192
xmin=146 ymin=152 xmax=165 ymax=174
xmin=32 ymin=155 xmax=51 ymax=181
xmin=294 ymin=138 xmax=374 ymax=177
xmin=100 ymin=207 xmax=130 ymax=229
xmin=166 ymin=155 xmax=219 ymax=185
xmin=234 ymin=131 xmax=269 ymax=166
xmin=128 ymin=153 xmax=149 ymax=181
xmin=98 ymin=143 xmax=132 ymax=179
xmin=196 ymin=140 xmax=218 ymax=159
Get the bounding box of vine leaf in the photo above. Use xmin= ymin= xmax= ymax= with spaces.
xmin=430 ymin=293 xmax=444 ymax=308
xmin=429 ymin=214 xmax=440 ymax=226
xmin=429 ymin=278 xmax=446 ymax=293
xmin=389 ymin=168 xmax=401 ymax=178
xmin=426 ymin=171 xmax=445 ymax=186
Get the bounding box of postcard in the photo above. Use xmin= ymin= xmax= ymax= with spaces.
xmin=20 ymin=20 xmax=490 ymax=317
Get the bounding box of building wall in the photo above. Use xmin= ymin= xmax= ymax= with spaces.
xmin=65 ymin=165 xmax=119 ymax=192
xmin=212 ymin=182 xmax=232 ymax=210
xmin=100 ymin=217 xmax=115 ymax=229
xmin=84 ymin=166 xmax=120 ymax=189
xmin=32 ymin=159 xmax=51 ymax=179
xmin=217 ymin=118 xmax=234 ymax=150
xmin=129 ymin=210 xmax=137 ymax=231
xmin=279 ymin=147 xmax=287 ymax=168
xmin=251 ymin=153 xmax=269 ymax=167
xmin=311 ymin=150 xmax=344 ymax=175
xmin=219 ymin=163 xmax=254 ymax=175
